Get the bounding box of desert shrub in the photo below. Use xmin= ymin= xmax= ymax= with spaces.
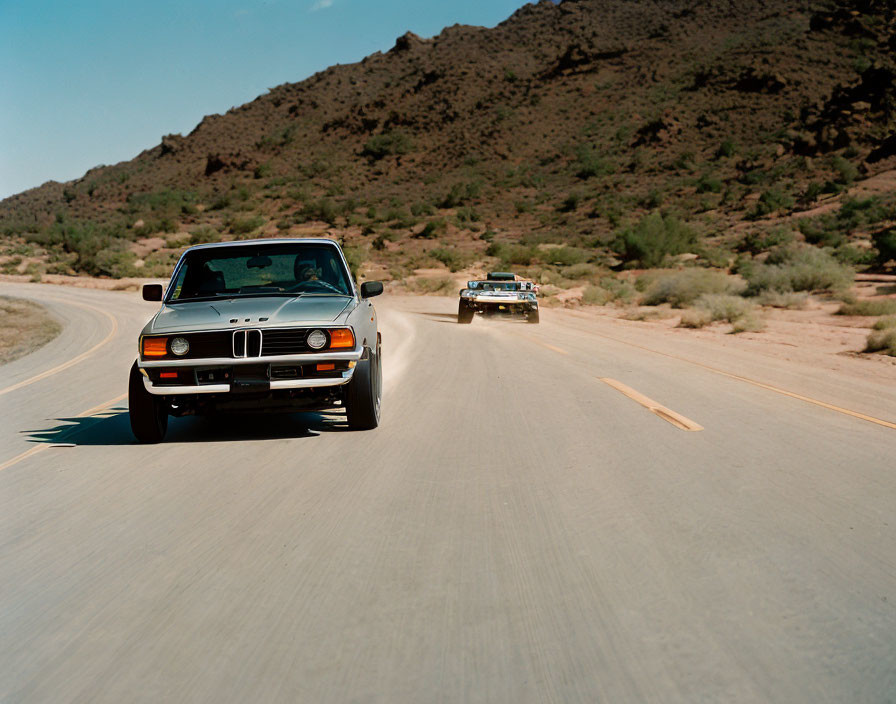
xmin=416 ymin=218 xmax=447 ymax=239
xmin=582 ymin=277 xmax=635 ymax=305
xmin=614 ymin=213 xmax=699 ymax=267
xmin=833 ymin=243 xmax=876 ymax=266
xmin=679 ymin=294 xmax=763 ymax=331
xmin=678 ymin=308 xmax=713 ymax=328
xmin=748 ymin=188 xmax=795 ymax=219
xmin=410 ymin=201 xmax=434 ymax=217
xmin=642 ymin=269 xmax=743 ymax=307
xmin=26 ymin=218 xmax=135 ymax=276
xmin=830 ymin=155 xmax=858 ymax=185
xmin=582 ymin=285 xmax=612 ymax=305
xmin=865 ymin=328 xmax=896 ymax=355
xmin=744 ymin=246 xmax=853 ymax=294
xmin=755 ymin=290 xmax=809 ymax=309
xmin=228 ymin=215 xmax=265 ymax=235
xmin=562 ymin=263 xmax=600 ymax=280
xmin=574 ymin=144 xmax=615 ymax=179
xmin=837 ymin=299 xmax=896 ymax=316
xmin=430 ymin=248 xmax=468 ymax=272
xmin=409 ymin=276 xmax=455 ymax=295
xmin=342 ymin=246 xmax=364 ymax=280
xmin=544 ymin=246 xmax=588 ymax=266
xmin=873 ymin=316 xmax=896 ymax=330
xmin=873 ymin=227 xmax=896 ymax=264
xmin=731 ymin=313 xmax=765 ymax=333
xmin=125 ymin=188 xmax=197 ymax=217
xmin=253 ymin=163 xmax=272 ymax=179
xmin=362 ymin=130 xmax=413 ymax=160
xmin=438 ymin=181 xmax=482 ymax=208
xmin=300 ymin=199 xmax=338 ymax=224
xmin=454 ymin=206 xmax=479 ymax=223
xmin=189 ymin=226 xmax=222 ymax=245
xmin=696 ymin=173 xmax=723 ymax=194
xmin=486 ymin=242 xmax=539 ymax=267
xmin=716 ymin=139 xmax=737 ymax=158
xmin=694 ymin=293 xmax=754 ymax=321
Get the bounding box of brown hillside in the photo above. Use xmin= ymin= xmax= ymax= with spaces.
xmin=1 ymin=0 xmax=895 ymax=283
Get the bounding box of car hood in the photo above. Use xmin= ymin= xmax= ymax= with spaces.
xmin=148 ymin=296 xmax=354 ymax=333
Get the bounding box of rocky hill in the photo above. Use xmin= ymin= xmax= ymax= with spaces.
xmin=1 ymin=0 xmax=895 ymax=284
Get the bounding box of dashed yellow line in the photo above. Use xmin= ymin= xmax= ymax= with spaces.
xmin=600 ymin=378 xmax=704 ymax=432
xmin=0 ymin=392 xmax=128 ymax=473
xmin=0 ymin=297 xmax=119 ymax=397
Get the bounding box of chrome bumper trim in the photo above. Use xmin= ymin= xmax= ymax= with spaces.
xmin=142 ymin=372 xmax=353 ymax=395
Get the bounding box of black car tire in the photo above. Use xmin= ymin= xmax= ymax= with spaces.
xmin=458 ymin=301 xmax=474 ymax=324
xmin=345 ymin=340 xmax=381 ymax=430
xmin=129 ymin=361 xmax=168 ymax=443
xmin=527 ymin=309 xmax=540 ymax=324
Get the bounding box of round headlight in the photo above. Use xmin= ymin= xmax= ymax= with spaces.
xmin=307 ymin=329 xmax=327 ymax=350
xmin=170 ymin=337 xmax=190 ymax=356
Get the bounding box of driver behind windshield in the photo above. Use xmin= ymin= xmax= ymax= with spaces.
xmin=169 ymin=243 xmax=351 ymax=300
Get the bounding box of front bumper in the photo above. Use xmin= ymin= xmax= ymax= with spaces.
xmin=139 ymin=347 xmax=362 ymax=395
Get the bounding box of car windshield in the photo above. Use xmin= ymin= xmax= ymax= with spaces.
xmin=167 ymin=242 xmax=353 ymax=302
xmin=470 ymin=282 xmax=520 ymax=291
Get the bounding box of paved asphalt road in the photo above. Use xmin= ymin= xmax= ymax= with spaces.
xmin=1 ymin=282 xmax=895 ymax=703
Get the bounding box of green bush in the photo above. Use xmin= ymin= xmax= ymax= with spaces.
xmin=362 ymin=130 xmax=413 ymax=160
xmin=745 ymin=246 xmax=854 ymax=294
xmin=228 ymin=215 xmax=265 ymax=235
xmin=740 ymin=227 xmax=795 ymax=254
xmin=748 ymin=188 xmax=794 ymax=219
xmin=438 ymin=181 xmax=482 ymax=208
xmin=574 ymin=144 xmax=615 ymax=179
xmin=189 ymin=226 xmax=222 ymax=245
xmin=486 ymin=242 xmax=539 ymax=267
xmin=873 ymin=316 xmax=896 ymax=330
xmin=865 ymin=328 xmax=896 ymax=355
xmin=837 ymin=299 xmax=896 ymax=316
xmin=430 ymin=248 xmax=469 ymax=272
xmin=679 ymin=294 xmax=763 ymax=332
xmin=873 ymin=227 xmax=896 ymax=264
xmin=614 ymin=213 xmax=699 ymax=267
xmin=409 ymin=276 xmax=455 ymax=295
xmin=561 ymin=263 xmax=600 ymax=280
xmin=755 ymin=291 xmax=809 ymax=309
xmin=696 ymin=173 xmax=723 ymax=194
xmin=642 ymin=269 xmax=743 ymax=307
xmin=544 ymin=246 xmax=588 ymax=266
xmin=416 ymin=218 xmax=447 ymax=239
xmin=300 ymin=199 xmax=339 ymax=224
xmin=342 ymin=246 xmax=364 ymax=280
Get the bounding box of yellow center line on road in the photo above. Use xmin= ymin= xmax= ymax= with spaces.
xmin=0 ymin=296 xmax=119 ymax=397
xmin=528 ymin=319 xmax=896 ymax=432
xmin=600 ymin=378 xmax=704 ymax=432
xmin=0 ymin=392 xmax=128 ymax=473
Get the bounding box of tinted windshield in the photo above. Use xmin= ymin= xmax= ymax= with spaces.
xmin=167 ymin=243 xmax=353 ymax=302
xmin=469 ymin=282 xmax=520 ymax=291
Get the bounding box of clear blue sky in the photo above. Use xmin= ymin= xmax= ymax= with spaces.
xmin=0 ymin=0 xmax=534 ymax=200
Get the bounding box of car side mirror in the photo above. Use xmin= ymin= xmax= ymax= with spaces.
xmin=142 ymin=284 xmax=163 ymax=301
xmin=360 ymin=281 xmax=383 ymax=298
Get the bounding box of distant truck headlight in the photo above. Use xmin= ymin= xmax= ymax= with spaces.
xmin=170 ymin=337 xmax=190 ymax=356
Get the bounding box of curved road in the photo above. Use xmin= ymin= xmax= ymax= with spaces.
xmin=1 ymin=282 xmax=895 ymax=703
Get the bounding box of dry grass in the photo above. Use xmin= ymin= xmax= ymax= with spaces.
xmin=0 ymin=296 xmax=62 ymax=364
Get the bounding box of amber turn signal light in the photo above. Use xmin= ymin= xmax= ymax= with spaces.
xmin=328 ymin=328 xmax=354 ymax=349
xmin=142 ymin=337 xmax=168 ymax=356
xmin=316 ymin=363 xmax=336 ymax=372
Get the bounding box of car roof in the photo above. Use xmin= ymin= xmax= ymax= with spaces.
xmin=183 ymin=237 xmax=340 ymax=253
